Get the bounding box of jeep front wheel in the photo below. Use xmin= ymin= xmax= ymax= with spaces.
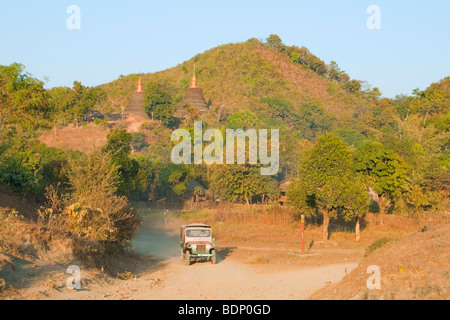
xmin=180 ymin=247 xmax=185 ymax=261
xmin=185 ymin=250 xmax=191 ymax=266
xmin=211 ymin=250 xmax=216 ymax=264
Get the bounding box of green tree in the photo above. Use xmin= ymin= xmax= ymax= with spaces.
xmin=299 ymin=134 xmax=353 ymax=240
xmin=48 ymin=82 xmax=105 ymax=125
xmin=0 ymin=63 xmax=53 ymax=130
xmin=297 ymin=100 xmax=333 ymax=139
xmin=332 ymin=128 xmax=369 ymax=149
xmin=290 ymin=138 xmax=370 ymax=241
xmin=0 ymin=154 xmax=34 ymax=196
xmin=344 ymin=80 xmax=362 ymax=94
xmin=285 ymin=46 xmax=327 ymax=76
xmin=103 ymin=129 xmax=148 ymax=197
xmin=261 ymin=97 xmax=291 ymax=120
xmin=131 ymin=132 xmax=148 ymax=151
xmin=266 ymin=34 xmax=284 ymax=52
xmin=0 ymin=143 xmax=68 ymax=199
xmin=326 ymin=61 xmax=349 ymax=83
xmin=193 ymin=186 xmax=203 ymax=203
xmin=286 ymin=178 xmax=316 ymax=217
xmin=144 ymin=82 xmax=174 ymax=126
xmin=159 ymin=163 xmax=193 ymax=200
xmin=226 ymin=110 xmax=258 ymax=129
xmin=103 ymin=129 xmax=133 ymax=169
xmin=209 ymin=164 xmax=279 ymax=205
xmin=393 ymin=94 xmax=413 ymax=121
xmin=353 ymin=141 xmax=409 ymax=224
xmin=338 ymin=177 xmax=370 ymax=241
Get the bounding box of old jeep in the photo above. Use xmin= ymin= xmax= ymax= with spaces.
xmin=180 ymin=224 xmax=216 ymax=265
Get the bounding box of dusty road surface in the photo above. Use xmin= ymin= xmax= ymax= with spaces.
xmin=130 ymin=219 xmax=357 ymax=300
xmin=133 ymin=255 xmax=357 ymax=300
xmin=2 ymin=212 xmax=359 ymax=300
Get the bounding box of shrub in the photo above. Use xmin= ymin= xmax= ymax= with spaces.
xmin=39 ymin=150 xmax=140 ymax=267
xmin=131 ymin=132 xmax=148 ymax=151
xmin=365 ymin=237 xmax=393 ymax=256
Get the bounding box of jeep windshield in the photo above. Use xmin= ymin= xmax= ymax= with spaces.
xmin=186 ymin=229 xmax=211 ymax=237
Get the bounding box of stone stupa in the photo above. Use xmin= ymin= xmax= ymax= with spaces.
xmin=175 ymin=66 xmax=209 ymax=118
xmin=124 ymin=76 xmax=148 ymax=118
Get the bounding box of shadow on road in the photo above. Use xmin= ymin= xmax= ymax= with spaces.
xmin=216 ymin=247 xmax=236 ymax=264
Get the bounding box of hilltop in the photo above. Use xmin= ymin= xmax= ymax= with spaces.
xmin=99 ymin=38 xmax=372 ymax=122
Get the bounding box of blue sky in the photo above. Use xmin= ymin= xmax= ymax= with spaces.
xmin=1 ymin=0 xmax=449 ymax=97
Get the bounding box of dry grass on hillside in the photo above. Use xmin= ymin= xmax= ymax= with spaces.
xmin=311 ymin=220 xmax=450 ymax=300
xmin=0 ymin=206 xmax=74 ymax=296
xmin=39 ymin=123 xmax=109 ymax=153
xmin=38 ymin=116 xmax=161 ymax=153
xmin=0 ymin=189 xmax=38 ymax=220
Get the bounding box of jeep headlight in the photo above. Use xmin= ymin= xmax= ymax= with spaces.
xmin=206 ymin=244 xmax=211 ymax=251
xmin=192 ymin=244 xmax=197 ymax=251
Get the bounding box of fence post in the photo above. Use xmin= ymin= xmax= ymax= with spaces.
xmin=301 ymin=214 xmax=305 ymax=254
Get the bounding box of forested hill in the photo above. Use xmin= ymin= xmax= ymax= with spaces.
xmin=99 ymin=36 xmax=448 ymax=155
xmin=100 ymin=37 xmax=376 ymax=127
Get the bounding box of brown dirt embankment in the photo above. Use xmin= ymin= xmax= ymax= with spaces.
xmin=311 ymin=221 xmax=450 ymax=300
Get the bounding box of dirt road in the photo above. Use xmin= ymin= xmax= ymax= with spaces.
xmin=130 ymin=253 xmax=357 ymax=300
xmin=126 ymin=219 xmax=358 ymax=300
xmin=3 ymin=215 xmax=358 ymax=300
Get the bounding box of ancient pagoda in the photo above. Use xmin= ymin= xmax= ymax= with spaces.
xmin=124 ymin=76 xmax=148 ymax=118
xmin=175 ymin=66 xmax=209 ymax=118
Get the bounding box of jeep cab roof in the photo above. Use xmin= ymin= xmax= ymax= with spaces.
xmin=181 ymin=223 xmax=211 ymax=229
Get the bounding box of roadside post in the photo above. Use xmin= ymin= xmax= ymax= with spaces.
xmin=301 ymin=214 xmax=305 ymax=254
